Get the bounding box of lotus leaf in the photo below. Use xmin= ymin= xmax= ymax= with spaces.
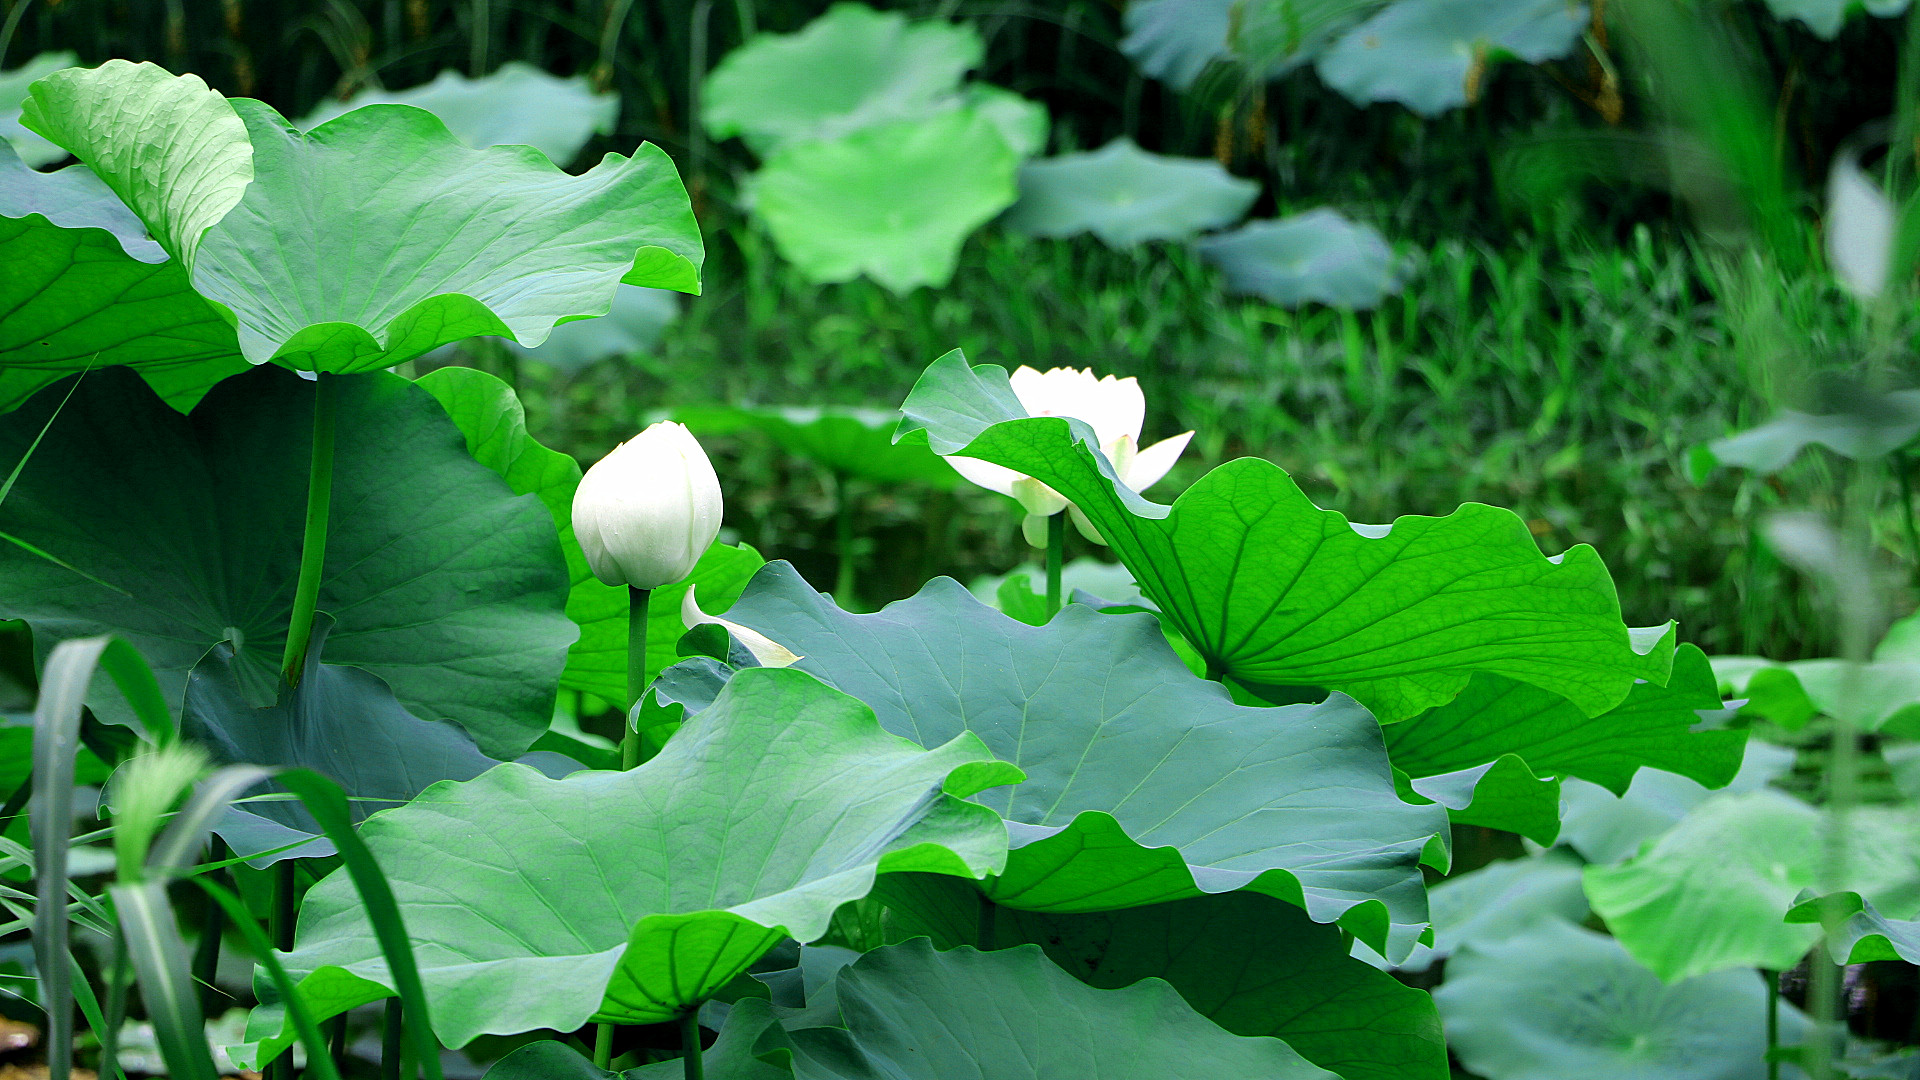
xmin=0 ymin=52 xmax=77 ymax=166
xmin=703 ymin=3 xmax=982 ymax=154
xmin=9 ymin=60 xmax=700 ymax=389
xmin=418 ymin=366 xmax=764 ymax=706
xmin=667 ymin=404 xmax=958 ymax=487
xmin=501 ymin=286 xmax=679 ymax=371
xmin=1436 ymin=919 xmax=1802 ymax=1080
xmin=749 ymin=107 xmax=1019 ymax=293
xmin=1003 ymin=138 xmax=1259 ymax=247
xmin=1197 ymin=209 xmax=1405 ymax=308
xmin=265 ymin=667 xmax=1020 ymax=1053
xmin=299 ymin=62 xmax=618 ymax=164
xmin=1557 ymin=740 xmax=1798 ymax=865
xmin=1316 ymin=0 xmax=1588 ymax=116
xmin=875 ymin=874 xmax=1447 ymax=1080
xmin=1120 ymin=0 xmax=1357 ymax=89
xmin=1762 ymin=0 xmax=1911 ymax=39
xmin=181 ymin=621 xmax=575 ymax=866
xmin=1370 ymin=850 xmax=1588 ymax=974
xmin=652 ymin=562 xmax=1445 ymax=957
xmin=1399 ymin=754 xmax=1561 ymax=845
xmin=0 ymin=366 xmax=573 ymax=757
xmin=1787 ymin=889 xmax=1920 ymax=964
xmin=1700 ymin=391 xmax=1920 ymax=474
xmin=727 ymin=939 xmax=1338 ymax=1080
xmin=1584 ymin=790 xmax=1920 ymax=980
xmin=897 ymin=351 xmax=1673 ymax=723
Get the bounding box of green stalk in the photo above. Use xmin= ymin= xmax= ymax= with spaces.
xmin=1764 ymin=968 xmax=1779 ymax=1080
xmin=381 ymin=1000 xmax=403 ymax=1080
xmin=266 ymin=861 xmax=300 ymax=1080
xmin=593 ymin=1022 xmax=614 ymax=1070
xmin=281 ymin=375 xmax=339 ymax=688
xmin=833 ymin=473 xmax=858 ymax=608
xmin=680 ymin=1011 xmax=704 ymax=1080
xmin=1044 ymin=513 xmax=1065 ymax=618
xmin=620 ymin=586 xmax=653 ymax=771
xmin=191 ymin=836 xmax=229 ymax=1015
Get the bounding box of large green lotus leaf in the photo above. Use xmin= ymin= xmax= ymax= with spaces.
xmin=417 ymin=366 xmax=764 ymax=705
xmin=959 ymin=84 xmax=1048 ymax=159
xmin=1197 ymin=209 xmax=1406 ymax=309
xmin=1763 ymin=0 xmax=1910 ymax=39
xmin=1699 ymin=391 xmax=1920 ymax=475
xmin=19 ymin=62 xmax=702 ymax=374
xmin=272 ymin=668 xmax=1021 ymax=1050
xmin=1436 ymin=919 xmax=1802 ymax=1080
xmin=1584 ymin=790 xmax=1920 ymax=981
xmin=0 ymin=365 xmax=573 ymax=757
xmin=749 ymin=108 xmax=1018 ymax=293
xmin=749 ymin=939 xmax=1338 ymax=1080
xmin=299 ymin=62 xmax=618 ymax=164
xmin=1386 ymin=645 xmax=1745 ymax=795
xmin=0 ymin=52 xmax=77 ymax=166
xmin=703 ymin=3 xmax=980 ymax=154
xmin=1557 ymin=739 xmax=1797 ymax=865
xmin=19 ymin=59 xmax=253 ymax=266
xmin=181 ymin=622 xmax=577 ymax=866
xmin=0 ymin=145 xmax=249 ymax=411
xmin=503 ymin=286 xmax=680 ymax=371
xmin=1366 ymin=850 xmax=1589 ymax=974
xmin=1715 ymin=653 xmax=1920 ymax=736
xmin=1787 ymin=890 xmax=1920 ymax=964
xmin=668 ymin=404 xmax=959 ymax=487
xmin=896 ymin=351 xmax=1673 ymax=723
xmin=1002 ymin=138 xmax=1259 ymax=247
xmin=653 ymin=562 xmax=1446 ymax=957
xmin=874 ymin=873 xmax=1446 ymax=1080
xmin=1316 ymin=0 xmax=1587 ymax=116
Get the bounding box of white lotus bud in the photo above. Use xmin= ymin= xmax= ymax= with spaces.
xmin=572 ymin=422 xmax=723 ymax=590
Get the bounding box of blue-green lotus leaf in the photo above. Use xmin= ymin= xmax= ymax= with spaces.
xmin=737 ymin=939 xmax=1338 ymax=1080
xmin=668 ymin=403 xmax=959 ymax=487
xmin=1398 ymin=754 xmax=1561 ymax=845
xmin=266 ymin=668 xmax=1020 ymax=1052
xmin=1557 ymin=739 xmax=1797 ymax=865
xmin=1316 ymin=0 xmax=1587 ymax=116
xmin=1368 ymin=850 xmax=1588 ymax=974
xmin=299 ymin=61 xmax=618 ymax=164
xmin=1197 ymin=208 xmax=1405 ymax=308
xmin=897 ymin=351 xmax=1674 ymax=723
xmin=749 ymin=106 xmax=1018 ymax=293
xmin=1004 ymin=138 xmax=1259 ymax=247
xmin=12 ymin=60 xmax=701 ymax=383
xmin=0 ymin=52 xmax=77 ymax=166
xmin=1436 ymin=919 xmax=1805 ymax=1080
xmin=653 ymin=561 xmax=1446 ymax=958
xmin=1120 ymin=0 xmax=1360 ymax=89
xmin=704 ymin=3 xmax=981 ymax=154
xmin=0 ymin=365 xmax=573 ymax=758
xmin=1700 ymin=390 xmax=1920 ymax=474
xmin=1788 ymin=889 xmax=1920 ymax=965
xmin=500 ymin=286 xmax=679 ymax=370
xmin=876 ymin=874 xmax=1447 ymax=1080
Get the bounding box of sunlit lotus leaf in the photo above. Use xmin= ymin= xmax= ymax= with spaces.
xmin=898 ymin=351 xmax=1673 ymax=723
xmin=1004 ymin=138 xmax=1259 ymax=247
xmin=653 ymin=561 xmax=1446 ymax=959
xmin=704 ymin=3 xmax=981 ymax=154
xmin=749 ymin=107 xmax=1018 ymax=292
xmin=1437 ymin=919 xmax=1804 ymax=1080
xmin=265 ymin=668 xmax=1019 ymax=1052
xmin=0 ymin=366 xmax=573 ymax=758
xmin=1584 ymin=791 xmax=1920 ymax=980
xmin=299 ymin=62 xmax=618 ymax=163
xmin=1198 ymin=209 xmax=1405 ymax=308
xmin=0 ymin=52 xmax=77 ymax=166
xmin=1316 ymin=0 xmax=1587 ymax=116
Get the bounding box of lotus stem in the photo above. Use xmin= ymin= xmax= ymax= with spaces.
xmin=833 ymin=473 xmax=857 ymax=608
xmin=381 ymin=1000 xmax=403 ymax=1080
xmin=1763 ymin=969 xmax=1779 ymax=1080
xmin=267 ymin=861 xmax=299 ymax=1080
xmin=680 ymin=1011 xmax=704 ymax=1080
xmin=593 ymin=1022 xmax=614 ymax=1070
xmin=281 ymin=375 xmax=339 ymax=688
xmin=621 ymin=586 xmax=652 ymax=770
xmin=192 ymin=837 xmax=229 ymax=1014
xmin=1044 ymin=513 xmax=1065 ymax=618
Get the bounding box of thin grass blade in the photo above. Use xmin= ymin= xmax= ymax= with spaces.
xmin=194 ymin=879 xmax=341 ymax=1080
xmin=109 ymin=881 xmax=218 ymax=1080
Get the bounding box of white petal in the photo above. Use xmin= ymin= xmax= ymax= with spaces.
xmin=945 ymin=454 xmax=1021 ymax=496
xmin=1828 ymin=151 xmax=1895 ymax=300
xmin=1120 ymin=431 xmax=1193 ymax=492
xmin=1021 ymin=512 xmax=1052 ymax=548
xmin=1087 ymin=374 xmax=1145 ymax=447
xmin=1011 ymin=475 xmax=1069 ymax=517
xmin=1069 ymin=504 xmax=1107 ymax=545
xmin=682 ymin=585 xmax=802 ymax=668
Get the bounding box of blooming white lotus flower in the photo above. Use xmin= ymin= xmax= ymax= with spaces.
xmin=945 ymin=365 xmax=1193 ymax=546
xmin=572 ymin=421 xmax=723 ymax=589
xmin=681 ymin=585 xmax=802 ymax=668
